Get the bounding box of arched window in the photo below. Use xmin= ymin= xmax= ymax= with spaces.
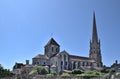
xmin=82 ymin=62 xmax=85 ymax=66
xmin=56 ymin=62 xmax=57 ymax=65
xmin=60 ymin=54 xmax=62 ymax=58
xmin=61 ymin=61 xmax=63 ymax=70
xmin=52 ymin=47 xmax=54 ymax=52
xmin=90 ymin=63 xmax=92 ymax=66
xmin=64 ymin=55 xmax=66 ymax=61
xmin=73 ymin=62 xmax=76 ymax=69
xmin=86 ymin=62 xmax=89 ymax=66
xmin=56 ymin=48 xmax=59 ymax=52
xmin=78 ymin=62 xmax=80 ymax=68
xmin=44 ymin=62 xmax=45 ymax=65
xmin=61 ymin=61 xmax=63 ymax=65
xmin=65 ymin=61 xmax=67 ymax=65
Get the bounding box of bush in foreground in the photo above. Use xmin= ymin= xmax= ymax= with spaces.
xmin=116 ymin=72 xmax=120 ymax=76
xmin=61 ymin=73 xmax=70 ymax=77
xmin=72 ymin=69 xmax=83 ymax=74
xmin=29 ymin=66 xmax=48 ymax=75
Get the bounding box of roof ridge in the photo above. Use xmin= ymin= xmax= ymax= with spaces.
xmin=45 ymin=38 xmax=60 ymax=47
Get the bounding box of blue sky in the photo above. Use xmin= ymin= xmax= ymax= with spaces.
xmin=0 ymin=0 xmax=120 ymax=70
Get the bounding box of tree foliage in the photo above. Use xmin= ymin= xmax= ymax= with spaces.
xmin=72 ymin=69 xmax=83 ymax=74
xmin=29 ymin=66 xmax=48 ymax=75
xmin=115 ymin=72 xmax=120 ymax=76
xmin=61 ymin=73 xmax=70 ymax=77
xmin=0 ymin=64 xmax=14 ymax=78
xmin=29 ymin=69 xmax=37 ymax=75
xmin=100 ymin=68 xmax=109 ymax=73
xmin=83 ymin=70 xmax=101 ymax=76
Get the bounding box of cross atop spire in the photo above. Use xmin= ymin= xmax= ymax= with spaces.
xmin=92 ymin=12 xmax=98 ymax=43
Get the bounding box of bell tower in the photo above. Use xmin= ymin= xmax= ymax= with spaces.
xmin=44 ymin=38 xmax=60 ymax=58
xmin=89 ymin=12 xmax=103 ymax=67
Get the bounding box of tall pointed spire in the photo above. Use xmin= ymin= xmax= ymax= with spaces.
xmin=92 ymin=12 xmax=98 ymax=43
xmin=90 ymin=12 xmax=103 ymax=67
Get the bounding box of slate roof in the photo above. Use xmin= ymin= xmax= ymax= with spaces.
xmin=33 ymin=54 xmax=49 ymax=59
xmin=45 ymin=38 xmax=60 ymax=47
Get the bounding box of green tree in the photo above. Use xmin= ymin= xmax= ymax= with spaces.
xmin=29 ymin=66 xmax=48 ymax=75
xmin=0 ymin=64 xmax=14 ymax=78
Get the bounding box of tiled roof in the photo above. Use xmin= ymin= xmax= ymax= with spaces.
xmin=33 ymin=54 xmax=49 ymax=59
xmin=70 ymin=55 xmax=95 ymax=62
xmin=45 ymin=38 xmax=60 ymax=47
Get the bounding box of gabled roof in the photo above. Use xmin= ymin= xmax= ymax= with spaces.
xmin=33 ymin=54 xmax=49 ymax=59
xmin=60 ymin=50 xmax=69 ymax=55
xmin=50 ymin=50 xmax=69 ymax=58
xmin=45 ymin=38 xmax=60 ymax=47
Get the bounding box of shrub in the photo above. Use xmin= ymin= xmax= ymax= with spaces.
xmin=101 ymin=68 xmax=109 ymax=73
xmin=47 ymin=74 xmax=54 ymax=76
xmin=40 ymin=67 xmax=48 ymax=75
xmin=116 ymin=72 xmax=120 ymax=76
xmin=29 ymin=70 xmax=37 ymax=75
xmin=83 ymin=70 xmax=101 ymax=76
xmin=109 ymin=68 xmax=115 ymax=73
xmin=51 ymin=71 xmax=57 ymax=76
xmin=75 ymin=74 xmax=82 ymax=77
xmin=103 ymin=72 xmax=110 ymax=77
xmin=61 ymin=73 xmax=70 ymax=77
xmin=29 ymin=66 xmax=48 ymax=75
xmin=72 ymin=69 xmax=83 ymax=74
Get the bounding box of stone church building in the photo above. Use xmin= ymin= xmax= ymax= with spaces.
xmin=32 ymin=13 xmax=103 ymax=74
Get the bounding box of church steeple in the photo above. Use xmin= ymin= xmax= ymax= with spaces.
xmin=92 ymin=12 xmax=98 ymax=43
xmin=44 ymin=38 xmax=60 ymax=57
xmin=89 ymin=12 xmax=103 ymax=67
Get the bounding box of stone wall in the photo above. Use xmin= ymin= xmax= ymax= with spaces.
xmin=1 ymin=77 xmax=15 ymax=79
xmin=2 ymin=75 xmax=120 ymax=79
xmin=34 ymin=75 xmax=109 ymax=79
